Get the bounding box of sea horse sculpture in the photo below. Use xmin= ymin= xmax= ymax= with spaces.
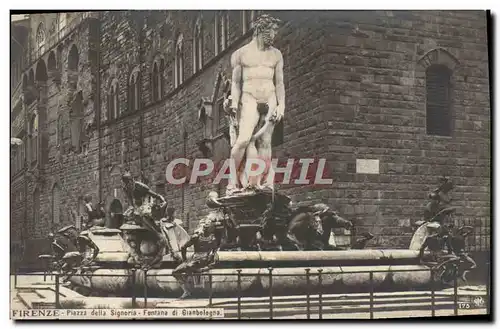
xmin=412 ymin=177 xmax=477 ymax=285
xmin=120 ymin=171 xmax=168 ymax=270
xmin=38 ymin=225 xmax=100 ymax=283
xmin=172 ymin=210 xmax=225 ymax=299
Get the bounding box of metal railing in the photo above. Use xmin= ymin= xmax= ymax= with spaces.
xmin=12 ymin=264 xmax=490 ymax=319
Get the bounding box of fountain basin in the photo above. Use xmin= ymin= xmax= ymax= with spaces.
xmin=69 ymin=264 xmax=434 ymax=298
xmin=68 ymin=229 xmax=436 ymax=298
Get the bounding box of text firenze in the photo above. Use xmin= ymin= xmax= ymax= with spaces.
xmin=165 ymin=158 xmax=333 ymax=186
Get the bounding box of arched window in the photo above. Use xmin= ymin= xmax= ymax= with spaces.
xmin=52 ymin=184 xmax=61 ymax=224
xmin=36 ymin=23 xmax=46 ymax=54
xmin=30 ymin=113 xmax=38 ymax=164
xmin=426 ymin=64 xmax=453 ymax=136
xmin=108 ymin=79 xmax=119 ymax=120
xmin=151 ymin=57 xmax=164 ymax=102
xmin=215 ymin=11 xmax=228 ymax=55
xmin=129 ymin=67 xmax=140 ymax=112
xmin=68 ymin=44 xmax=79 ymax=72
xmin=193 ymin=18 xmax=203 ymax=73
xmin=35 ymin=59 xmax=48 ymax=83
xmin=175 ymin=34 xmax=184 ymax=88
xmin=241 ymin=10 xmax=256 ymax=34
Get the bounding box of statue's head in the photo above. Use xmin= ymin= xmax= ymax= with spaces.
xmin=252 ymin=14 xmax=282 ymax=47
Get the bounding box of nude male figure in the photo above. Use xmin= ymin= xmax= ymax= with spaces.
xmin=228 ymin=15 xmax=285 ymax=193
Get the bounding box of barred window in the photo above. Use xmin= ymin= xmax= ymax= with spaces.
xmin=426 ymin=64 xmax=452 ymax=136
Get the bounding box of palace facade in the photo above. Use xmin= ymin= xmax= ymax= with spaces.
xmin=10 ymin=11 xmax=491 ymax=269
